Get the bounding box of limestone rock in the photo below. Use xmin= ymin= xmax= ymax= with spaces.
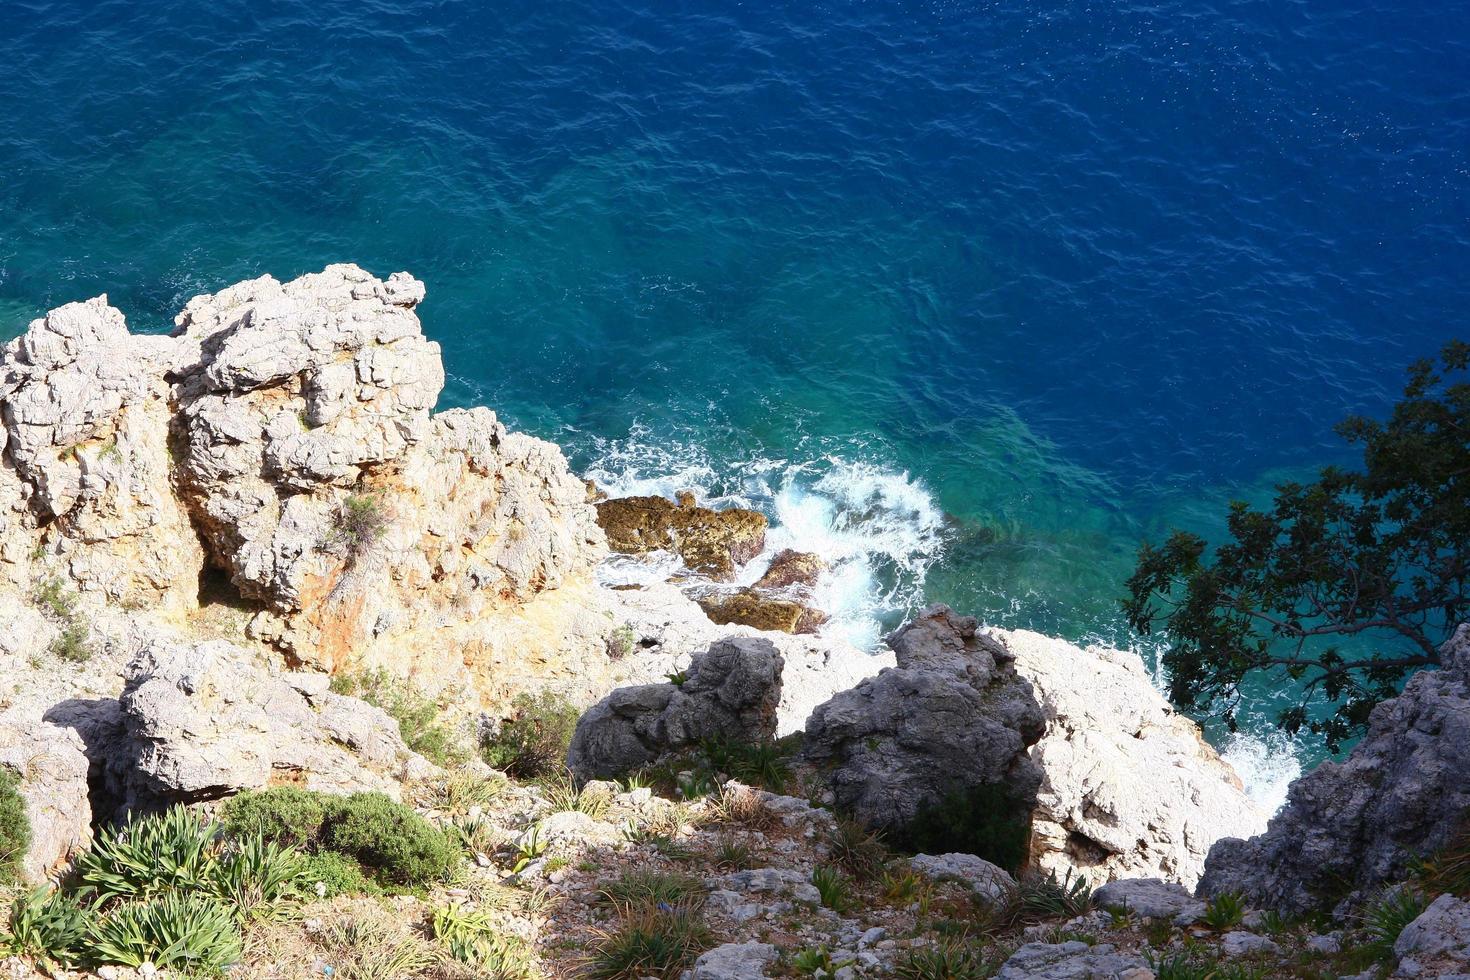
xmin=754 ymin=550 xmax=826 ymax=590
xmin=566 ymin=637 xmax=783 ymax=779
xmin=0 ymin=711 xmax=92 ymax=882
xmin=595 ymin=494 xmax=766 ymax=580
xmin=995 ymin=941 xmax=1150 ymax=979
xmin=711 ymin=867 xmax=822 ymax=905
xmin=0 ymin=296 xmax=203 ymax=607
xmin=696 ymin=587 xmax=827 ymax=635
xmin=1198 ymin=624 xmax=1470 ymax=914
xmin=801 ymin=604 xmax=1045 ymax=840
xmin=910 ymin=852 xmax=1017 ymax=906
xmin=1394 ymin=894 xmax=1470 ymax=978
xmin=1093 ymin=878 xmax=1203 ymax=920
xmin=1220 ymin=932 xmax=1279 ymax=957
xmin=686 ymin=941 xmax=779 ymax=980
xmin=996 ymin=628 xmax=1265 ymax=888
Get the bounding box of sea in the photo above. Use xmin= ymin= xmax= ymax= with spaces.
xmin=3 ymin=0 xmax=1467 ymax=811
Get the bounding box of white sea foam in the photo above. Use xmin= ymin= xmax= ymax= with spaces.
xmin=1220 ymin=732 xmax=1302 ymax=815
xmin=581 ymin=430 xmax=947 ymax=650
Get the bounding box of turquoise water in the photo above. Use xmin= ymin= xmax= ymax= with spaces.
xmin=3 ymin=0 xmax=1467 ymax=797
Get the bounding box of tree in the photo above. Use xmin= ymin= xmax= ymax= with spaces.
xmin=1124 ymin=340 xmax=1469 ymax=751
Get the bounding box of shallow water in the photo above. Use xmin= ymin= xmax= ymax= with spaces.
xmin=3 ymin=0 xmax=1467 ymax=803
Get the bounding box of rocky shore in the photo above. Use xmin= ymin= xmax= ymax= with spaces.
xmin=1 ymin=266 xmax=1466 ymax=979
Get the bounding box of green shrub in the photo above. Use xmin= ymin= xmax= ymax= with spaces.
xmin=584 ymin=905 xmax=711 ymax=980
xmin=481 ymin=691 xmax=580 ymax=779
xmin=220 ymin=786 xmax=329 ymax=849
xmin=826 ymin=815 xmax=888 ymax=879
xmin=76 ymin=806 xmax=219 ymax=902
xmin=1 ymin=887 xmax=91 ymax=967
xmin=699 ymin=735 xmax=793 ymax=794
xmin=330 ymin=492 xmax=391 ymax=557
xmin=0 ymin=769 xmax=30 ymax=886
xmin=88 ymin=892 xmax=242 ymax=971
xmin=211 ymin=835 xmax=308 ymax=921
xmin=321 ymin=792 xmax=458 ymax=886
xmin=894 ymin=783 xmax=1032 ymax=873
xmin=1014 ymin=869 xmax=1093 ymax=920
xmin=894 ymin=938 xmax=998 ymax=980
xmin=1364 ymin=887 xmax=1430 ymax=963
xmin=811 ymin=864 xmax=853 ymax=912
xmin=50 ymin=622 xmax=92 ymax=663
xmin=302 ymin=850 xmax=379 ymax=897
xmin=599 ymin=870 xmax=705 ymax=912
xmin=330 ymin=668 xmax=465 ymax=766
xmin=1201 ymin=889 xmax=1246 ymax=930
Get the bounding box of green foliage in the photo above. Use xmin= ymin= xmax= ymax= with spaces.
xmin=881 ymin=868 xmax=926 ymax=903
xmin=607 ymin=624 xmax=638 ymax=661
xmin=1125 ymin=340 xmax=1470 ymax=749
xmin=511 ymin=824 xmax=547 ymax=874
xmin=1014 ymin=869 xmax=1094 ymax=920
xmin=88 ymin=891 xmax=242 ymax=971
xmin=542 ymin=769 xmax=612 ymax=818
xmin=220 ymin=786 xmax=328 ymax=850
xmin=665 ymin=669 xmax=689 ymax=687
xmin=33 ymin=578 xmax=92 ymax=662
xmin=894 ymin=938 xmax=999 ymax=980
xmin=698 ymin=734 xmax=793 ymax=794
xmin=1 ymin=888 xmax=91 ymax=967
xmin=431 ymin=904 xmax=536 ymax=978
xmin=1201 ymin=890 xmax=1246 ymax=930
xmin=791 ymin=947 xmax=855 ymax=976
xmin=599 ymin=870 xmax=705 ymax=912
xmin=211 ymin=835 xmax=308 ymax=921
xmin=584 ymin=905 xmax=712 ymax=980
xmin=1147 ymin=950 xmax=1270 ymax=980
xmin=825 ymin=815 xmax=889 ymax=880
xmin=713 ymin=836 xmax=753 ymax=870
xmin=32 ymin=577 xmax=76 ymax=619
xmin=76 ymin=806 xmax=219 ymax=903
xmin=894 ymin=783 xmax=1032 ymax=873
xmin=1364 ymin=887 xmax=1430 ymax=963
xmin=481 ymin=691 xmax=580 ymax=779
xmin=811 ymin=864 xmax=854 ymax=912
xmin=331 ymin=492 xmax=391 ymax=557
xmin=0 ymin=769 xmax=29 ymax=887
xmin=302 ymin=850 xmax=379 ymax=897
xmin=330 ymin=668 xmax=465 ymax=766
xmin=321 ymin=791 xmax=459 ymax=886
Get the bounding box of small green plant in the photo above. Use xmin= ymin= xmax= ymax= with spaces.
xmin=792 ymin=946 xmax=856 ymax=976
xmin=583 ymin=904 xmax=712 ymax=980
xmin=665 ymin=669 xmax=690 ymax=687
xmin=599 ymin=869 xmax=705 ymax=912
xmin=881 ymin=868 xmax=925 ymax=903
xmin=331 ymin=492 xmax=391 ymax=557
xmin=1201 ymin=889 xmax=1246 ymax=930
xmin=677 ymin=770 xmax=718 ymax=800
xmin=826 ymin=815 xmax=888 ymax=880
xmin=1 ymin=887 xmax=91 ymax=967
xmin=811 ymin=864 xmax=853 ymax=912
xmin=32 ymin=578 xmax=93 ymax=662
xmin=1016 ymin=869 xmax=1094 ymax=920
xmin=425 ymin=766 xmax=507 ymax=815
xmin=894 ymin=938 xmax=998 ymax=980
xmin=221 ymin=786 xmax=329 ymax=848
xmin=330 ymin=668 xmax=465 ymax=767
xmin=450 ymin=812 xmax=500 ymax=858
xmin=1364 ymin=887 xmax=1430 ymax=963
xmin=699 ymin=734 xmax=793 ymax=794
xmin=713 ymin=836 xmax=753 ymax=871
xmin=76 ymin=806 xmax=220 ymax=902
xmin=319 ymin=916 xmax=438 ymax=980
xmin=321 ymin=792 xmax=459 ymax=886
xmin=211 ymin=834 xmax=308 ymax=921
xmin=0 ymin=769 xmax=30 ymax=887
xmin=607 ymin=624 xmax=638 ymax=660
xmin=32 ymin=577 xmax=77 ymax=619
xmin=1409 ymin=818 xmax=1470 ymax=898
xmin=543 ymin=769 xmax=612 ymax=818
xmin=88 ymin=891 xmax=243 ymax=971
xmin=302 ymin=850 xmax=379 ymax=897
xmin=432 ymin=903 xmax=536 ymax=977
xmin=511 ymin=825 xmax=547 ymax=874
xmin=481 ymin=691 xmax=581 ymax=779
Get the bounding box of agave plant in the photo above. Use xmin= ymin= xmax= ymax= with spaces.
xmin=1 ymin=887 xmax=92 ymax=968
xmin=76 ymin=806 xmax=220 ymax=902
xmin=88 ymin=891 xmax=243 ymax=970
xmin=210 ymin=834 xmax=309 ymax=921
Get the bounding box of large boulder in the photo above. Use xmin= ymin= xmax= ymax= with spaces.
xmin=595 ymin=494 xmax=766 ymax=580
xmin=696 ymin=587 xmax=828 ymax=635
xmin=1198 ymin=624 xmax=1470 ymax=915
xmin=800 ymin=605 xmax=1045 ymax=843
xmin=566 ymin=637 xmax=783 ymax=779
xmin=0 ymin=711 xmax=92 ymax=882
xmin=1394 ymin=894 xmax=1470 ymax=978
xmin=997 ymin=628 xmax=1266 ymax=888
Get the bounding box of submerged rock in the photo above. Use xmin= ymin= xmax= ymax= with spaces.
xmin=1197 ymin=624 xmax=1470 ymax=915
xmin=565 ymin=636 xmax=783 ymax=779
xmin=595 ymin=494 xmax=766 ymax=580
xmin=801 ymin=604 xmax=1045 ymax=847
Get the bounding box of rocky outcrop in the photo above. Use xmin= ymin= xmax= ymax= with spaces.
xmin=910 ymin=852 xmax=1016 ymax=906
xmin=995 ymin=942 xmax=1150 ymax=980
xmin=996 ymin=628 xmax=1265 ymax=888
xmin=0 ymin=297 xmax=203 ymax=607
xmin=566 ymin=637 xmax=783 ymax=779
xmin=754 ymin=550 xmax=825 ymax=590
xmin=801 ymin=605 xmax=1045 ymax=842
xmin=687 ymin=942 xmax=779 ymax=980
xmin=0 ymin=711 xmax=92 ymax=882
xmin=595 ymin=494 xmax=766 ymax=580
xmin=1198 ymin=624 xmax=1470 ymax=915
xmin=169 ymin=266 xmax=604 ymax=669
xmin=1093 ymin=878 xmax=1203 ymax=921
xmin=696 ymin=587 xmax=827 ymax=635
xmin=1394 ymin=894 xmax=1470 ymax=978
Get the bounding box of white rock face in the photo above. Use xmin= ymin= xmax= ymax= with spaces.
xmin=1394 ymin=894 xmax=1470 ymax=978
xmin=0 ymin=711 xmax=92 ymax=881
xmin=687 ymin=941 xmax=779 ymax=980
xmin=994 ymin=628 xmax=1266 ymax=888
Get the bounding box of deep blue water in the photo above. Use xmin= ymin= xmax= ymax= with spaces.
xmin=3 ymin=0 xmax=1467 ymax=793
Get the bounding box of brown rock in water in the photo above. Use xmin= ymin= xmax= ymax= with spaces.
xmin=755 ymin=549 xmax=827 ymax=590
xmin=697 ymin=588 xmax=828 ymax=635
xmin=595 ymin=495 xmax=767 ymax=580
